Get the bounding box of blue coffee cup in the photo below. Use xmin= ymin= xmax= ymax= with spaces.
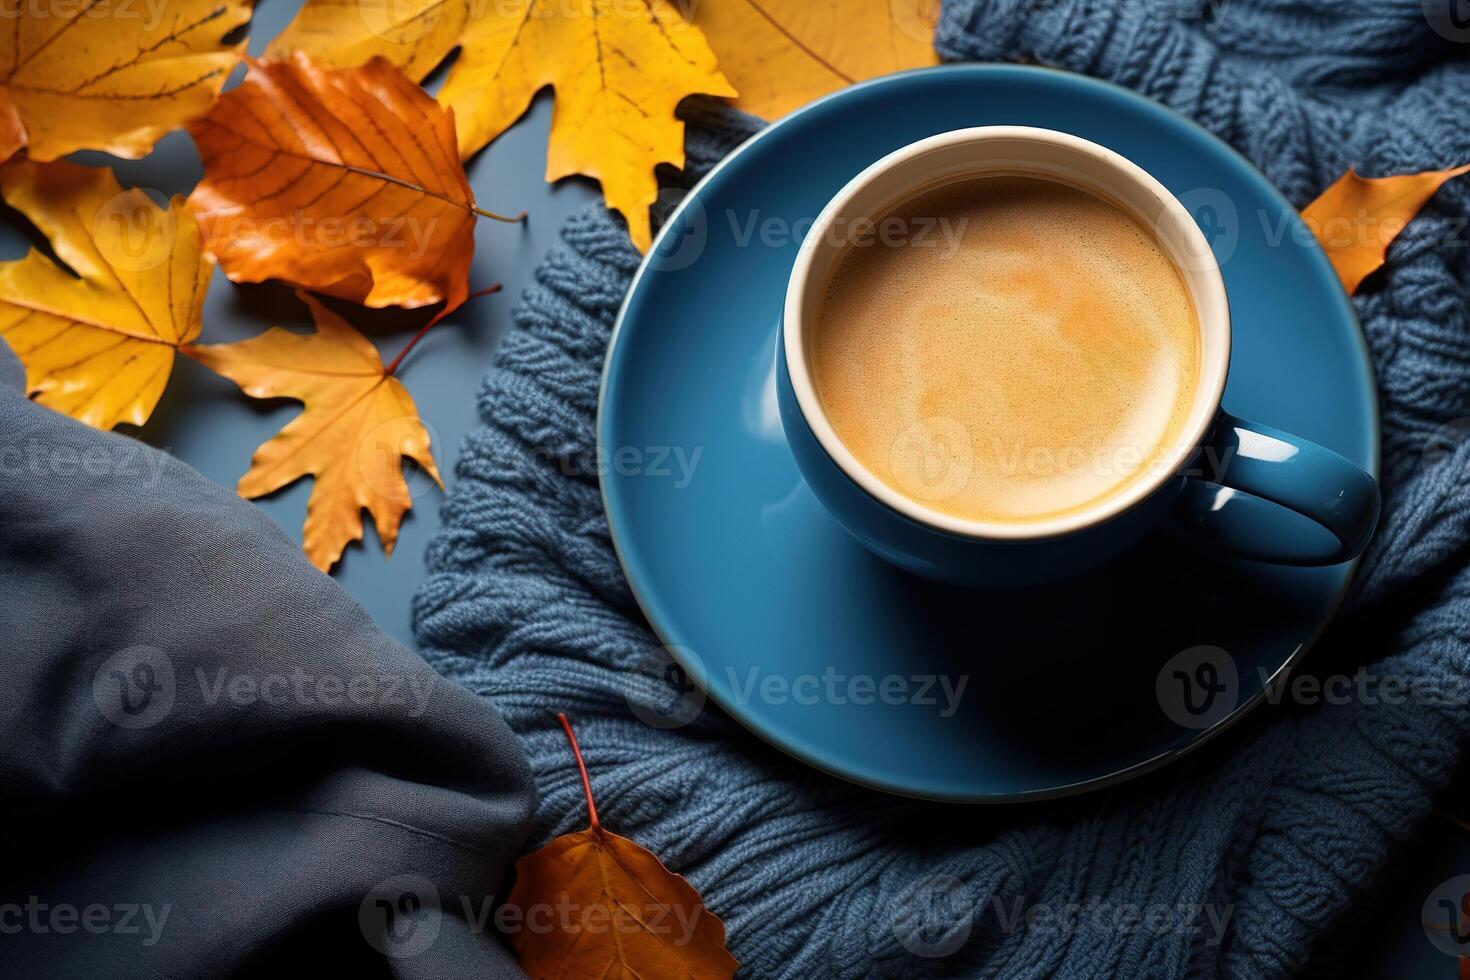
xmin=779 ymin=127 xmax=1380 ymax=587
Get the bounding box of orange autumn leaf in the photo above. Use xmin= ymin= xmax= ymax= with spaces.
xmin=188 ymin=55 xmax=505 ymax=312
xmin=503 ymin=715 xmax=738 ymax=980
xmin=692 ymin=0 xmax=941 ymax=120
xmin=267 ymin=0 xmax=734 ymax=252
xmin=0 ymin=0 xmax=247 ymax=164
xmin=0 ymin=159 xmax=211 ymax=430
xmin=1302 ymin=164 xmax=1470 ymax=295
xmin=184 ymin=291 xmax=443 ymax=572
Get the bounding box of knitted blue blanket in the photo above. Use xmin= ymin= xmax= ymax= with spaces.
xmin=414 ymin=1 xmax=1470 ymax=975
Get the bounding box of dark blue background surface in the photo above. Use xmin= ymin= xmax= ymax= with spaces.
xmin=0 ymin=0 xmax=1458 ymax=972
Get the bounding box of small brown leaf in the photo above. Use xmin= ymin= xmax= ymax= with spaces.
xmin=1302 ymin=164 xmax=1470 ymax=294
xmin=503 ymin=714 xmax=738 ymax=980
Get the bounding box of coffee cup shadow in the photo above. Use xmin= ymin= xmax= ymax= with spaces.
xmin=846 ymin=524 xmax=1308 ymax=783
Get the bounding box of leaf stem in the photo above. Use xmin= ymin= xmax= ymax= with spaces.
xmin=384 ymin=284 xmax=501 ymax=376
xmin=558 ymin=712 xmax=601 ymax=831
xmin=1436 ymin=808 xmax=1470 ymax=834
xmin=472 ymin=204 xmax=529 ymax=224
xmin=338 ymin=163 xmax=527 ymax=223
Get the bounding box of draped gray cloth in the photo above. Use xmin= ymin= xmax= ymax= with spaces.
xmin=0 ymin=339 xmax=535 ymax=978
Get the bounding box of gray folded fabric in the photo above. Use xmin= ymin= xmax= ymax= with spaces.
xmin=0 ymin=338 xmax=535 ymax=978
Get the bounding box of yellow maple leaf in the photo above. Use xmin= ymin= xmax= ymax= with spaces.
xmin=268 ymin=0 xmax=736 ymax=252
xmin=693 ymin=0 xmax=940 ymax=120
xmin=0 ymin=158 xmax=211 ymax=430
xmin=1302 ymin=164 xmax=1470 ymax=295
xmin=0 ymin=0 xmax=249 ymax=163
xmin=184 ymin=291 xmax=443 ymax=572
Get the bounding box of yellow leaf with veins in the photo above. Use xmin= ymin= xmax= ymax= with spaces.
xmin=0 ymin=158 xmax=211 ymax=430
xmin=692 ymin=0 xmax=940 ymax=120
xmin=268 ymin=0 xmax=735 ymax=252
xmin=0 ymin=0 xmax=249 ymax=163
xmin=184 ymin=291 xmax=443 ymax=572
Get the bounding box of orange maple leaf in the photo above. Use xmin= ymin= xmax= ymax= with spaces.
xmin=184 ymin=291 xmax=443 ymax=572
xmin=188 ymin=55 xmax=516 ymax=312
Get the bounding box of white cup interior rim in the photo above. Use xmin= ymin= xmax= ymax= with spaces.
xmin=782 ymin=125 xmax=1232 ymax=541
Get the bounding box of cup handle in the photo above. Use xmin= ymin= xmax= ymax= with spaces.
xmin=1172 ymin=411 xmax=1381 ymax=565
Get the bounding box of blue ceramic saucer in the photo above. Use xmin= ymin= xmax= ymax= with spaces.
xmin=598 ymin=65 xmax=1378 ymax=802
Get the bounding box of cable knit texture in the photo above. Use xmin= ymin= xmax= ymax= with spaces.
xmin=414 ymin=2 xmax=1470 ymax=975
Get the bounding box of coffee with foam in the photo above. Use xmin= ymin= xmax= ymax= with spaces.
xmin=812 ymin=174 xmax=1200 ymax=524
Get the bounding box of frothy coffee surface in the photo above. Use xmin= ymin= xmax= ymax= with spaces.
xmin=813 ymin=174 xmax=1200 ymax=524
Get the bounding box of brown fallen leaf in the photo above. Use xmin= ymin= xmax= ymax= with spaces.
xmin=188 ymin=55 xmax=516 ymax=312
xmin=0 ymin=159 xmax=212 ymax=430
xmin=267 ymin=0 xmax=735 ymax=252
xmin=503 ymin=714 xmax=738 ymax=980
xmin=0 ymin=0 xmax=248 ymax=164
xmin=184 ymin=290 xmax=445 ymax=572
xmin=694 ymin=0 xmax=940 ymax=120
xmin=1302 ymin=164 xmax=1470 ymax=294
